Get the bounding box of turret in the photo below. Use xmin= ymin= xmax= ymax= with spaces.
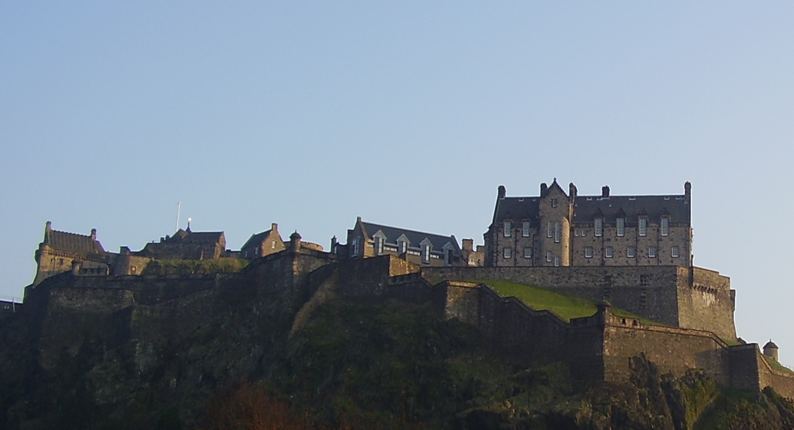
xmin=764 ymin=340 xmax=779 ymax=362
xmin=289 ymin=231 xmax=302 ymax=253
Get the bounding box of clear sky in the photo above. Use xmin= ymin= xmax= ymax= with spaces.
xmin=1 ymin=2 xmax=793 ymax=364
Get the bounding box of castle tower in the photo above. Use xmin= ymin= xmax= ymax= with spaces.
xmin=537 ymin=179 xmax=572 ymax=267
xmin=764 ymin=340 xmax=779 ymax=362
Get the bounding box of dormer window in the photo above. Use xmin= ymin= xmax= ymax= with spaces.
xmin=616 ymin=217 xmax=625 ymax=237
xmin=661 ymin=216 xmax=669 ymax=236
xmin=422 ymin=244 xmax=430 ymax=263
xmin=503 ymin=221 xmax=512 ymax=238
xmin=594 ymin=218 xmax=603 ymax=237
xmin=639 ymin=217 xmax=648 ymax=237
xmin=398 ymin=240 xmax=407 ymax=254
xmin=522 ymin=221 xmax=530 ymax=237
xmin=374 ymin=236 xmax=384 ymax=255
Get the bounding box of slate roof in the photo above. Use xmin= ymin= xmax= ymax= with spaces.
xmin=168 ymin=229 xmax=225 ymax=244
xmin=572 ymin=195 xmax=690 ymax=225
xmin=492 ymin=194 xmax=690 ymax=226
xmin=360 ymin=222 xmax=461 ymax=253
xmin=45 ymin=230 xmax=105 ymax=255
xmin=242 ymin=229 xmax=273 ymax=250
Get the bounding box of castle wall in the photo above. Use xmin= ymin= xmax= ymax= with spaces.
xmin=676 ymin=267 xmax=736 ymax=341
xmin=422 ymin=266 xmax=682 ymax=328
xmin=602 ymin=315 xmax=731 ymax=386
xmin=757 ymin=351 xmax=794 ymax=399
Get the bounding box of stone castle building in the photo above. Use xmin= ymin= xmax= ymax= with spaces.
xmin=240 ymin=223 xmax=285 ymax=259
xmin=341 ymin=217 xmax=474 ymax=266
xmin=34 ymin=221 xmax=109 ymax=285
xmin=485 ymin=179 xmax=692 ymax=268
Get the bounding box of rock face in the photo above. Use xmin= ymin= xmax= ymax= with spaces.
xmin=1 ymin=270 xmax=793 ymax=429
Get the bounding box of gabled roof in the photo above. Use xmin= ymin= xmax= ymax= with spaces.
xmin=359 ymin=221 xmax=461 ymax=253
xmin=45 ymin=229 xmax=105 ymax=256
xmin=572 ymin=195 xmax=690 ymax=224
xmin=166 ymin=229 xmax=225 ymax=244
xmin=241 ymin=228 xmax=278 ymax=250
xmin=764 ymin=341 xmax=779 ymax=350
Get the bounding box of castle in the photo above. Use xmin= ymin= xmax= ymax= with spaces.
xmin=18 ymin=180 xmax=794 ymax=400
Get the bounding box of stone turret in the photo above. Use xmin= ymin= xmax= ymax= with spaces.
xmin=289 ymin=231 xmax=302 ymax=253
xmin=764 ymin=340 xmax=779 ymax=362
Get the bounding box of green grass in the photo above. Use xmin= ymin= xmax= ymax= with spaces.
xmin=470 ymin=279 xmax=656 ymax=324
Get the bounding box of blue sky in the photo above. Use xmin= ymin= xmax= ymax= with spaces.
xmin=2 ymin=2 xmax=793 ymax=364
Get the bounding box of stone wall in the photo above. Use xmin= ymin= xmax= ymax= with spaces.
xmin=421 ymin=265 xmax=736 ymax=341
xmin=602 ymin=314 xmax=731 ymax=386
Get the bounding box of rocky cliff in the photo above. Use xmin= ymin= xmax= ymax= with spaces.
xmin=1 ymin=270 xmax=793 ymax=429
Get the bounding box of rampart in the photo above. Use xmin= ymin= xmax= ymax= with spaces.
xmin=421 ymin=265 xmax=736 ymax=342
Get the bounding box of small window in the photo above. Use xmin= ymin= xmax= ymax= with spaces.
xmin=422 ymin=244 xmax=431 ymax=263
xmin=271 ymin=241 xmax=276 ymax=249
xmin=554 ymin=256 xmax=560 ymax=267
xmin=627 ymin=247 xmax=636 ymax=258
xmin=551 ymin=198 xmax=558 ymax=208
xmin=446 ymin=249 xmax=453 ymax=265
xmin=671 ymin=246 xmax=680 ymax=258
xmin=594 ymin=218 xmax=603 ymax=237
xmin=616 ymin=218 xmax=625 ymax=237
xmin=584 ymin=247 xmax=593 ymax=258
xmin=374 ymin=237 xmax=384 ymax=255
xmin=661 ymin=217 xmax=670 ymax=237
xmin=522 ymin=221 xmax=530 ymax=237
xmin=648 ymin=247 xmax=657 ymax=258
xmin=546 ymin=221 xmax=553 ymax=238
xmin=503 ymin=247 xmax=512 ymax=259
xmin=553 ymin=222 xmax=561 ymax=243
xmin=605 ymin=246 xmax=613 ymax=258
xmin=546 ymin=251 xmax=553 ymax=263
xmin=640 ymin=275 xmax=649 ymax=286
xmin=639 ymin=217 xmax=648 ymax=237
xmin=503 ymin=221 xmax=512 ymax=237
xmin=398 ymin=241 xmax=407 ymax=254
xmin=523 ymin=247 xmax=532 ymax=258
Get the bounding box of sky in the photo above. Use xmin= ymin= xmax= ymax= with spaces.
xmin=1 ymin=2 xmax=793 ymax=364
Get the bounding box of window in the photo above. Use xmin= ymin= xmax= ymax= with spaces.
xmin=523 ymin=247 xmax=533 ymax=258
xmin=671 ymin=246 xmax=680 ymax=258
xmin=616 ymin=217 xmax=625 ymax=237
xmin=446 ymin=249 xmax=453 ymax=265
xmin=522 ymin=221 xmax=530 ymax=237
xmin=584 ymin=247 xmax=593 ymax=258
xmin=627 ymin=247 xmax=636 ymax=258
xmin=351 ymin=239 xmax=359 ymax=256
xmin=503 ymin=248 xmax=512 ymax=259
xmin=551 ymin=198 xmax=558 ymax=208
xmin=503 ymin=221 xmax=512 ymax=237
xmin=546 ymin=251 xmax=552 ymax=263
xmin=639 ymin=217 xmax=648 ymax=237
xmin=422 ymin=244 xmax=430 ymax=263
xmin=398 ymin=240 xmax=407 ymax=254
xmin=661 ymin=217 xmax=670 ymax=236
xmin=271 ymin=241 xmax=276 ymax=249
xmin=546 ymin=221 xmax=553 ymax=238
xmin=640 ymin=275 xmax=649 ymax=286
xmin=648 ymin=247 xmax=657 ymax=258
xmin=594 ymin=218 xmax=603 ymax=237
xmin=554 ymin=256 xmax=560 ymax=267
xmin=553 ymin=222 xmax=561 ymax=243
xmin=374 ymin=237 xmax=383 ymax=255
xmin=605 ymin=246 xmax=614 ymax=258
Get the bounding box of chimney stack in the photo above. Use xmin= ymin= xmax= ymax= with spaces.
xmin=462 ymin=239 xmax=474 ymax=252
xmin=540 ymin=182 xmax=548 ymax=196
xmin=271 ymin=223 xmax=278 ymax=232
xmin=497 ymin=185 xmax=506 ymax=199
xmin=90 ymin=228 xmax=97 ymax=240
xmin=602 ymin=186 xmax=610 ymax=197
xmin=684 ymin=181 xmax=692 ymax=198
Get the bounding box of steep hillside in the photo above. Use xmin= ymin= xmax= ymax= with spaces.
xmin=1 ymin=273 xmax=793 ymax=429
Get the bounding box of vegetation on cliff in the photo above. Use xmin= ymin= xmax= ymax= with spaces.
xmin=141 ymin=258 xmax=248 ymax=277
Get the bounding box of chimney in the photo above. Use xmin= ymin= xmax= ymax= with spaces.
xmin=90 ymin=228 xmax=97 ymax=240
xmin=462 ymin=239 xmax=473 ymax=252
xmin=356 ymin=216 xmax=362 ymax=224
xmin=44 ymin=221 xmax=52 ymax=241
xmin=684 ymin=181 xmax=692 ymax=198
xmin=569 ymin=182 xmax=577 ymax=199
xmin=271 ymin=223 xmax=278 ymax=232
xmin=331 ymin=236 xmax=338 ymax=252
xmin=540 ymin=182 xmax=548 ymax=196
xmin=497 ymin=185 xmax=506 ymax=199
xmin=602 ymin=186 xmax=610 ymax=197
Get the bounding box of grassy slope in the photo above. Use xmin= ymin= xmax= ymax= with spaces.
xmin=475 ymin=279 xmax=655 ymax=324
